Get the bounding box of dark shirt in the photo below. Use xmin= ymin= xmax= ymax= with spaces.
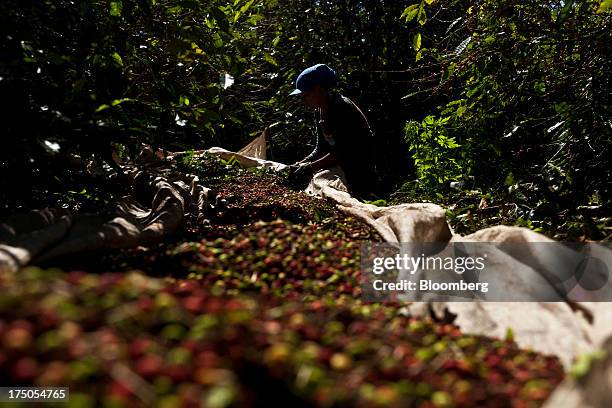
xmin=303 ymin=92 xmax=375 ymax=195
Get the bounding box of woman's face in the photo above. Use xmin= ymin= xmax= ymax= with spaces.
xmin=301 ymin=86 xmax=325 ymax=109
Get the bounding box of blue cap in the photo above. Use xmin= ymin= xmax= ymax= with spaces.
xmin=290 ymin=64 xmax=337 ymax=96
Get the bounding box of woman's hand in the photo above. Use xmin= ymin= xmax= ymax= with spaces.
xmin=287 ymin=162 xmax=314 ymax=183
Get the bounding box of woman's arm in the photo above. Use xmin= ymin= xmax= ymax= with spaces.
xmin=308 ymin=152 xmax=338 ymax=171
xmin=295 ymin=108 xmax=330 ymax=164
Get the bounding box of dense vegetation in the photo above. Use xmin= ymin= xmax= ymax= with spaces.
xmin=0 ymin=156 xmax=566 ymax=407
xmin=1 ymin=2 xmax=610 ymax=404
xmin=1 ymin=0 xmax=610 ymax=239
xmin=396 ymin=0 xmax=611 ymax=239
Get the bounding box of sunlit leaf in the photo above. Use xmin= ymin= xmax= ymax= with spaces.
xmin=234 ymin=0 xmax=255 ymax=23
xmin=263 ymin=53 xmax=278 ymax=66
xmin=110 ymin=1 xmax=122 ymax=17
xmin=412 ymin=33 xmax=422 ymax=51
xmin=166 ymin=5 xmax=182 ymax=14
xmin=192 ymin=43 xmax=204 ymax=55
xmin=597 ymin=0 xmax=612 ymax=12
xmin=417 ymin=5 xmax=427 ymax=25
xmin=111 ymin=52 xmax=123 ymax=67
xmin=401 ymin=4 xmax=419 ymax=22
xmin=179 ymin=96 xmax=190 ymax=107
xmin=117 ymin=98 xmax=132 ymax=106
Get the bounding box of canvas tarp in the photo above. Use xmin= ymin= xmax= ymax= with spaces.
xmin=237 ymin=130 xmax=268 ymax=160
xmin=0 ymin=169 xmax=215 ymax=272
xmin=1 ymin=138 xmax=610 ymax=406
xmin=205 ymin=145 xmax=612 ymax=407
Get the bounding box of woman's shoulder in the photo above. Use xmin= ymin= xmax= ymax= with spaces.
xmin=331 ymin=92 xmax=362 ymax=116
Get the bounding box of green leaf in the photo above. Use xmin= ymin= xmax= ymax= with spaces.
xmin=401 ymin=4 xmax=419 ymax=22
xmin=417 ymin=5 xmax=427 ymax=25
xmin=557 ymin=1 xmax=574 ymax=23
xmin=570 ymin=350 xmax=605 ymax=379
xmin=412 ymin=33 xmax=422 ymax=51
xmin=166 ymin=5 xmax=182 ymax=15
xmin=363 ymin=199 xmax=388 ymax=207
xmin=111 ymin=52 xmax=123 ymax=67
xmin=263 ymin=53 xmax=278 ymax=66
xmin=195 ymin=108 xmax=221 ymax=122
xmin=212 ymin=33 xmax=224 ymax=48
xmin=534 ymin=82 xmax=546 ymax=94
xmin=505 ymin=327 xmax=514 ymax=342
xmin=111 ymin=98 xmax=132 ymax=106
xmin=483 ymin=35 xmax=495 ymax=45
xmin=110 ymin=1 xmax=122 ymax=17
xmin=597 ymin=0 xmax=612 ymax=13
xmin=240 ymin=0 xmax=256 ymax=14
xmin=442 ymin=62 xmax=456 ymax=81
xmin=447 ymin=139 xmax=460 ymax=148
xmin=96 ymin=98 xmax=132 ymax=113
xmin=234 ymin=0 xmax=255 ymax=22
xmin=466 ymin=85 xmax=480 ymax=98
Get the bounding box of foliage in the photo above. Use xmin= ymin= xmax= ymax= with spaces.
xmin=1 ymin=0 xmax=424 ymax=199
xmin=399 ymin=0 xmax=611 ymax=238
xmin=238 ymin=0 xmax=421 ymax=192
xmin=1 ymin=0 xmax=268 ymax=188
xmin=0 ymin=167 xmax=564 ymax=406
xmin=404 ymin=115 xmax=461 ymax=189
xmin=1 ymin=0 xmax=609 ymax=238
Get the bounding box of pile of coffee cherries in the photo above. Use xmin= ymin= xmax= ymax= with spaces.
xmin=0 ymin=158 xmax=565 ymax=407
